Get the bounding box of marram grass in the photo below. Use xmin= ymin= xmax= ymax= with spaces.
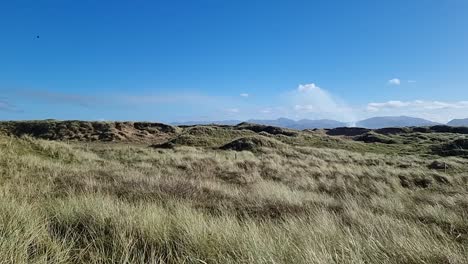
xmin=0 ymin=134 xmax=467 ymax=263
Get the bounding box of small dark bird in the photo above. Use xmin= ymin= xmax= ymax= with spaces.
xmin=36 ymin=35 xmax=40 ymax=39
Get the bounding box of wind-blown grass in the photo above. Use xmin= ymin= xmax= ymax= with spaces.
xmin=0 ymin=134 xmax=467 ymax=263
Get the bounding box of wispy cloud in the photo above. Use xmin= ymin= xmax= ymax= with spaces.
xmin=367 ymin=100 xmax=411 ymax=111
xmin=225 ymin=108 xmax=240 ymax=113
xmin=6 ymin=88 xmax=230 ymax=107
xmin=120 ymin=93 xmax=224 ymax=105
xmin=365 ymin=100 xmax=468 ymax=122
xmin=1 ymin=88 xmax=247 ymax=121
xmin=367 ymin=100 xmax=468 ymax=112
xmin=0 ymin=98 xmax=20 ymax=112
xmin=240 ymin=93 xmax=249 ymax=97
xmin=388 ymin=78 xmax=401 ymax=85
xmin=0 ymin=100 xmax=11 ymax=111
xmin=14 ymin=89 xmax=98 ymax=107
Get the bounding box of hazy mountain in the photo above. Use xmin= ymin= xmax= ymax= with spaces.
xmin=171 ymin=120 xmax=242 ymax=126
xmin=173 ymin=116 xmax=447 ymax=130
xmin=247 ymin=118 xmax=347 ymax=129
xmin=356 ymin=116 xmax=440 ymax=129
xmin=172 ymin=118 xmax=347 ymax=129
xmin=294 ymin=119 xmax=348 ymax=129
xmin=247 ymin=118 xmax=297 ymax=128
xmin=447 ymin=118 xmax=468 ymax=127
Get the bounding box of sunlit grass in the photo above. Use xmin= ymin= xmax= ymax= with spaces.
xmin=0 ymin=134 xmax=467 ymax=263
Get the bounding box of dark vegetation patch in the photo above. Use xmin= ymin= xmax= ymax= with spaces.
xmin=150 ymin=141 xmax=176 ymax=149
xmin=235 ymin=122 xmax=298 ymax=136
xmin=326 ymin=127 xmax=371 ymax=136
xmin=353 ymin=132 xmax=400 ymax=144
xmin=432 ymin=138 xmax=468 ymax=157
xmin=399 ymin=174 xmax=451 ymax=188
xmin=432 ymin=174 xmax=451 ymax=185
xmin=160 ymin=125 xmax=256 ymax=148
xmin=428 ymin=160 xmax=449 ymax=170
xmin=428 ymin=125 xmax=468 ymax=134
xmin=220 ymin=136 xmax=285 ymax=151
xmin=399 ymin=176 xmax=411 ymax=188
xmin=374 ymin=127 xmax=412 ymax=135
xmin=413 ymin=178 xmax=433 ymax=188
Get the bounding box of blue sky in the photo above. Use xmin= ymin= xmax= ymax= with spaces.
xmin=1 ymin=0 xmax=467 ymax=123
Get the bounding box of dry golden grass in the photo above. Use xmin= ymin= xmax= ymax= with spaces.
xmin=1 ymin=133 xmax=468 ymax=263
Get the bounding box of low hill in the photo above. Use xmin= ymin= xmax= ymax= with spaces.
xmin=0 ymin=120 xmax=177 ymax=143
xmin=1 ymin=119 xmax=467 ymax=263
xmin=4 ymin=120 xmax=468 ymax=159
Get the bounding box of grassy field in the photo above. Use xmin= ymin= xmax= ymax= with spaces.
xmin=1 ymin=122 xmax=468 ymax=263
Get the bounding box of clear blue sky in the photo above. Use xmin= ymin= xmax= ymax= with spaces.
xmin=1 ymin=0 xmax=467 ymax=123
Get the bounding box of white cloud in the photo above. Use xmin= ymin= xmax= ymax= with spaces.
xmin=388 ymin=78 xmax=401 ymax=85
xmin=290 ymin=83 xmax=355 ymax=121
xmin=297 ymin=83 xmax=320 ymax=93
xmin=240 ymin=93 xmax=249 ymax=97
xmin=367 ymin=101 xmax=410 ymax=112
xmin=260 ymin=108 xmax=272 ymax=114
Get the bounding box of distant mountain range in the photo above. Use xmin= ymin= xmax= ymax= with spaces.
xmin=172 ymin=116 xmax=468 ymax=129
xmin=171 ymin=120 xmax=242 ymax=126
xmin=172 ymin=118 xmax=347 ymax=129
xmin=246 ymin=118 xmax=347 ymax=130
xmin=356 ymin=116 xmax=441 ymax=129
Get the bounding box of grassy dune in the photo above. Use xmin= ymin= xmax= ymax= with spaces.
xmin=1 ymin=129 xmax=468 ymax=263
